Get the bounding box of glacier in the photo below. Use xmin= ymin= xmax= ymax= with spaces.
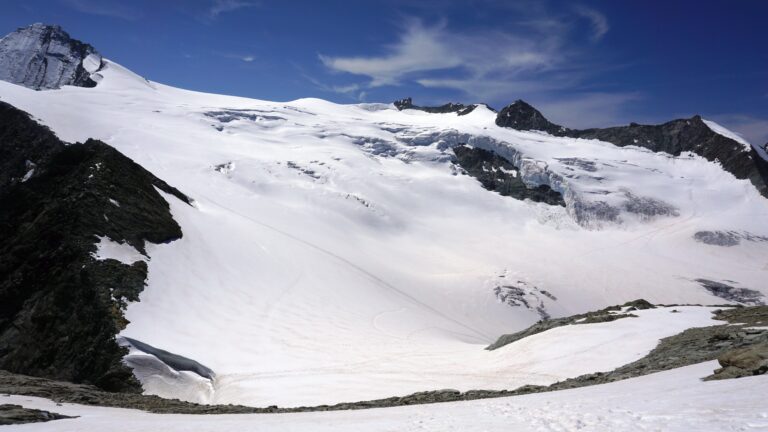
xmin=0 ymin=54 xmax=767 ymax=408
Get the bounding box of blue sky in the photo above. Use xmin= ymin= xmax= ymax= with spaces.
xmin=3 ymin=0 xmax=768 ymax=144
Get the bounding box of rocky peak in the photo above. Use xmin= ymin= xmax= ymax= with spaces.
xmin=495 ymin=100 xmax=568 ymax=135
xmin=394 ymin=97 xmax=414 ymax=111
xmin=0 ymin=23 xmax=103 ymax=90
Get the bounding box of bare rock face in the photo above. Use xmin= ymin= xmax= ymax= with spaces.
xmin=495 ymin=100 xmax=568 ymax=135
xmin=0 ymin=23 xmax=102 ymax=90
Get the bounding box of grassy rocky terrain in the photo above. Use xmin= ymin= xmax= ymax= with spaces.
xmin=0 ymin=101 xmax=190 ymax=393
xmin=1 ymin=303 xmax=765 ymax=415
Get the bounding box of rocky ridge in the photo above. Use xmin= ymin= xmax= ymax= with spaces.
xmin=0 ymin=101 xmax=190 ymax=392
xmin=494 ymin=100 xmax=768 ymax=198
xmin=0 ymin=23 xmax=102 ymax=90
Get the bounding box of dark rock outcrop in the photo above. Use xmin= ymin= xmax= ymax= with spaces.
xmin=694 ymin=230 xmax=742 ymax=247
xmin=693 ymin=230 xmax=768 ymax=247
xmin=495 ymin=100 xmax=568 ymax=135
xmin=0 ymin=101 xmax=190 ymax=392
xmin=495 ymin=100 xmax=768 ymax=197
xmin=0 ymin=23 xmax=102 ymax=90
xmin=707 ymin=343 xmax=768 ymax=380
xmin=452 ymin=145 xmax=565 ymax=206
xmin=695 ymin=279 xmax=764 ymax=306
xmin=394 ymin=97 xmax=479 ymax=116
xmin=0 ymin=404 xmax=73 ymax=425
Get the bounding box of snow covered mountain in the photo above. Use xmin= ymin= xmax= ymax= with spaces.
xmin=1 ymin=24 xmax=767 ymax=409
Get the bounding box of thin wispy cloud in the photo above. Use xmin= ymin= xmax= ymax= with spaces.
xmin=208 ymin=0 xmax=257 ymax=19
xmin=320 ymin=20 xmax=461 ymax=87
xmin=220 ymin=53 xmax=256 ymax=62
xmin=574 ymin=6 xmax=610 ymax=41
xmin=314 ymin=6 xmax=626 ymax=127
xmin=61 ymin=0 xmax=141 ymax=20
xmin=320 ymin=18 xmax=560 ymax=89
xmin=302 ymin=73 xmax=366 ymax=101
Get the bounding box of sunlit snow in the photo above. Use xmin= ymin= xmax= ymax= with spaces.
xmin=1 ymin=59 xmax=766 ymax=407
xmin=92 ymin=235 xmax=146 ymax=265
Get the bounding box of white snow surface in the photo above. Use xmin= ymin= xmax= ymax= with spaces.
xmin=5 ymin=362 xmax=767 ymax=431
xmin=82 ymin=53 xmax=102 ymax=74
xmin=1 ymin=61 xmax=767 ymax=406
xmin=92 ymin=235 xmax=146 ymax=265
xmin=702 ymin=118 xmax=753 ymax=150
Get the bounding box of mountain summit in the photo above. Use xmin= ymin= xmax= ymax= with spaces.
xmin=0 ymin=23 xmax=103 ymax=90
xmin=495 ymin=100 xmax=568 ymax=135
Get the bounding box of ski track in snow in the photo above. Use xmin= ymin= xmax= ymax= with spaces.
xmin=1 ymin=59 xmax=767 ymax=407
xmin=202 ymin=194 xmax=493 ymax=342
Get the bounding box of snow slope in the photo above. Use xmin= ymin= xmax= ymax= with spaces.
xmin=5 ymin=362 xmax=767 ymax=432
xmin=702 ymin=118 xmax=753 ymax=151
xmin=1 ymin=60 xmax=767 ymax=406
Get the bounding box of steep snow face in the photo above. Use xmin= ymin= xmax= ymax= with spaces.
xmin=1 ymin=62 xmax=767 ymax=406
xmin=702 ymin=119 xmax=752 ymax=151
xmin=0 ymin=23 xmax=102 ymax=90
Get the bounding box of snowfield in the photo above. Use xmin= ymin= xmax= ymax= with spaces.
xmin=5 ymin=362 xmax=767 ymax=431
xmin=0 ymin=59 xmax=767 ymax=406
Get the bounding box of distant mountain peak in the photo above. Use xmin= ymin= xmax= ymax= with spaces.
xmin=0 ymin=23 xmax=103 ymax=90
xmin=495 ymin=100 xmax=568 ymax=135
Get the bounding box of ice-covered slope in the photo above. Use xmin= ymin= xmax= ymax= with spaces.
xmin=1 ymin=59 xmax=767 ymax=406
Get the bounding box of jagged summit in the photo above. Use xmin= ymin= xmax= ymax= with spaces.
xmin=495 ymin=100 xmax=569 ymax=135
xmin=0 ymin=23 xmax=103 ymax=90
